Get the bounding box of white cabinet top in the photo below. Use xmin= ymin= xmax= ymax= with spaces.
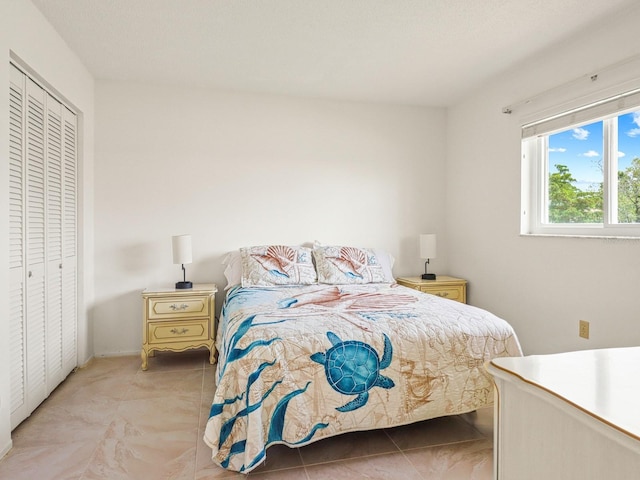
xmin=489 ymin=347 xmax=640 ymax=441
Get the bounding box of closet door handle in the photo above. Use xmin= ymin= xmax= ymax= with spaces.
xmin=28 ymin=271 xmax=32 ymax=278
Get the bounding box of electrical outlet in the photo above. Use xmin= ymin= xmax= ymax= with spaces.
xmin=579 ymin=320 xmax=590 ymax=339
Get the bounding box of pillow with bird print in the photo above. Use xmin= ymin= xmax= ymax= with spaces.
xmin=240 ymin=245 xmax=317 ymax=287
xmin=313 ymin=246 xmax=387 ymax=284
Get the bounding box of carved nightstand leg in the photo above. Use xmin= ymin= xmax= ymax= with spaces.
xmin=141 ymin=348 xmax=148 ymax=371
xmin=209 ymin=346 xmax=216 ymax=365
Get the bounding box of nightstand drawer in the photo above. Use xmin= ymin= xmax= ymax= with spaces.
xmin=147 ymin=296 xmax=209 ymax=319
xmin=148 ymin=319 xmax=209 ymax=344
xmin=420 ymin=285 xmax=464 ymax=302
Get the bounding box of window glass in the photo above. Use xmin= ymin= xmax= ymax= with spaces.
xmin=547 ymin=121 xmax=603 ymax=223
xmin=617 ymin=111 xmax=640 ymax=224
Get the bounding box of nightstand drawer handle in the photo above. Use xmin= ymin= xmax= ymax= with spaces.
xmin=170 ymin=328 xmax=189 ymax=335
xmin=169 ymin=303 xmax=189 ymax=311
xmin=436 ymin=292 xmax=449 ymax=297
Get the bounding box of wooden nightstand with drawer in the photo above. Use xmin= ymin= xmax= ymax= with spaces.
xmin=141 ymin=284 xmax=217 ymax=371
xmin=396 ymin=276 xmax=467 ymax=304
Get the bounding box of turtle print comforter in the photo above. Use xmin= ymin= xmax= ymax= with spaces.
xmin=204 ymin=283 xmax=522 ymax=472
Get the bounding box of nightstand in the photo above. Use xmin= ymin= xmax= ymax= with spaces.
xmin=141 ymin=284 xmax=217 ymax=371
xmin=396 ymin=276 xmax=467 ymax=303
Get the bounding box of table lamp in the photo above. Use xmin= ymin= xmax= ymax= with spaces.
xmin=172 ymin=234 xmax=193 ymax=289
xmin=419 ymin=234 xmax=436 ymax=280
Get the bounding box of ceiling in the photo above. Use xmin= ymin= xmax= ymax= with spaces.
xmin=31 ymin=0 xmax=638 ymax=107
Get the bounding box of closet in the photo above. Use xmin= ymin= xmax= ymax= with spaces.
xmin=9 ymin=63 xmax=78 ymax=429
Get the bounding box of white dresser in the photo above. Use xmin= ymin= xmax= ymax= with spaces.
xmin=487 ymin=347 xmax=640 ymax=480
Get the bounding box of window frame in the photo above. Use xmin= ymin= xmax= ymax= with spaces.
xmin=521 ymin=104 xmax=640 ymax=238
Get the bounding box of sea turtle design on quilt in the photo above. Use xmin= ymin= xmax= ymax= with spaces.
xmin=311 ymin=331 xmax=395 ymax=412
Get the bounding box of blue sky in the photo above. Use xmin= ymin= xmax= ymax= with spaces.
xmin=548 ymin=111 xmax=640 ymax=190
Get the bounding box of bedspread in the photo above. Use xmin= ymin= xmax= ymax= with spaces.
xmin=204 ymin=283 xmax=522 ymax=472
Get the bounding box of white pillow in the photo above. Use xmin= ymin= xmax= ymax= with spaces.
xmin=373 ymin=248 xmax=395 ymax=283
xmin=222 ymin=251 xmax=242 ymax=290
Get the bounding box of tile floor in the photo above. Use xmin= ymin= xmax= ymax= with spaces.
xmin=0 ymin=350 xmax=495 ymax=479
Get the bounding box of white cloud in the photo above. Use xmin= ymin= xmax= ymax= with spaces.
xmin=626 ymin=112 xmax=640 ymax=137
xmin=627 ymin=127 xmax=640 ymax=138
xmin=618 ymin=151 xmax=626 ymax=158
xmin=582 ymin=150 xmax=599 ymax=157
xmin=572 ymin=127 xmax=589 ymax=140
xmin=548 ymin=147 xmax=567 ymax=153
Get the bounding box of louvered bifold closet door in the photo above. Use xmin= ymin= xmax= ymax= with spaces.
xmin=46 ymin=95 xmax=64 ymax=390
xmin=25 ymin=76 xmax=48 ymax=417
xmin=61 ymin=106 xmax=77 ymax=377
xmin=9 ymin=64 xmax=28 ymax=426
xmin=8 ymin=63 xmax=78 ymax=429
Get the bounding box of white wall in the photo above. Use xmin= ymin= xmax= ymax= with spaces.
xmin=94 ymin=82 xmax=447 ymax=355
xmin=447 ymin=5 xmax=640 ymax=355
xmin=0 ymin=0 xmax=95 ymax=458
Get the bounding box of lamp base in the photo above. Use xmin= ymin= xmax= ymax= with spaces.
xmin=175 ymin=281 xmax=193 ymax=289
xmin=421 ymin=273 xmax=436 ymax=280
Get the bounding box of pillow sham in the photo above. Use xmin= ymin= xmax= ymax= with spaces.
xmin=313 ymin=245 xmax=390 ymax=284
xmin=240 ymin=245 xmax=317 ymax=287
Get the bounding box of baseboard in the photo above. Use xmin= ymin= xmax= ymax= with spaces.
xmin=0 ymin=438 xmax=12 ymax=460
xmin=95 ymin=350 xmax=140 ymax=358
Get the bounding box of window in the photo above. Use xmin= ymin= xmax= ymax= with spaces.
xmin=521 ymin=90 xmax=640 ymax=237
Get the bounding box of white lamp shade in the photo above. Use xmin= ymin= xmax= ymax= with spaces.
xmin=172 ymin=235 xmax=193 ymax=265
xmin=419 ymin=234 xmax=436 ymax=259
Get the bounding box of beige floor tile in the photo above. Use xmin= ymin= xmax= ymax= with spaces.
xmin=200 ymin=369 xmax=217 ymax=427
xmin=199 ymin=402 xmax=213 ymax=436
xmin=305 ymin=451 xmax=423 ymax=480
xmin=195 ymin=463 xmax=249 ymax=479
xmin=385 ymin=415 xmax=485 ymax=450
xmin=0 ymin=440 xmax=98 ymax=480
xmin=203 ymin=364 xmax=217 ymax=396
xmin=114 ymin=396 xmax=201 ymax=434
xmin=46 ymin=370 xmax=134 ymax=406
xmin=249 ymin=466 xmax=310 ymax=479
xmin=403 ymin=438 xmax=493 ymax=480
xmin=125 ymin=368 xmax=204 ymax=402
xmin=11 ymin=399 xmax=116 ymax=448
xmin=298 ymin=428 xmax=398 ymax=465
xmin=82 ymin=427 xmax=198 ymax=480
xmin=195 ymin=436 xmax=221 ymax=475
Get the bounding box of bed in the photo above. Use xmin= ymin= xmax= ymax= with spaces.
xmin=203 ymin=245 xmax=522 ymax=472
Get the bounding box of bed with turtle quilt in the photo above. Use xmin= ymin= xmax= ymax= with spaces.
xmin=203 ymin=245 xmax=522 ymax=473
